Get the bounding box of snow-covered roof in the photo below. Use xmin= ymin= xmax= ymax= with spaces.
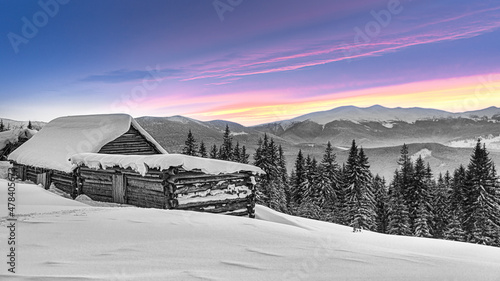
xmin=0 ymin=128 xmax=37 ymax=151
xmin=70 ymin=153 xmax=265 ymax=176
xmin=8 ymin=114 xmax=167 ymax=173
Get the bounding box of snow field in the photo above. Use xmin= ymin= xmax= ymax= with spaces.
xmin=1 ymin=180 xmax=500 ymax=280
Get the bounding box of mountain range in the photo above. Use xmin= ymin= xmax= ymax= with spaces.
xmin=4 ymin=105 xmax=500 ymax=180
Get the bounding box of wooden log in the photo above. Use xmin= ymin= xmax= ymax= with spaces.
xmin=126 ymin=188 xmax=163 ymax=198
xmin=175 ymin=180 xmax=249 ymax=195
xmin=171 ymin=173 xmax=249 ymax=185
xmin=176 ymin=197 xmax=247 ymax=209
xmin=224 ymin=209 xmax=249 ymax=216
xmin=51 ymin=176 xmax=74 ymax=185
xmin=80 ymin=167 xmax=116 ymax=174
xmin=127 ymin=178 xmax=163 ymax=192
xmin=83 ymin=179 xmax=112 ymax=185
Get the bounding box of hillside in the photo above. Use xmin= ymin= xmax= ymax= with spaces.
xmin=1 ymin=179 xmax=500 ymax=280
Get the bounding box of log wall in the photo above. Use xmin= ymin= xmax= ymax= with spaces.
xmin=51 ymin=170 xmax=74 ymax=194
xmin=77 ymin=166 xmax=256 ymax=217
xmin=98 ymin=126 xmax=161 ymax=155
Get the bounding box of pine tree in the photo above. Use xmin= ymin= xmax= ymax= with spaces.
xmin=219 ymin=124 xmax=233 ymax=160
xmin=411 ymin=156 xmax=432 ymax=237
xmin=240 ymin=145 xmax=249 ymax=164
xmin=398 ymin=144 xmax=414 ymax=212
xmin=463 ymin=140 xmax=500 ymax=246
xmin=414 ymin=203 xmax=432 ymax=237
xmin=233 ymin=142 xmax=241 ymax=163
xmin=209 ymin=144 xmax=218 ymax=159
xmin=432 ymin=173 xmax=451 ymax=239
xmin=27 ymin=120 xmax=33 ymax=130
xmin=451 ymin=165 xmax=467 ymax=224
xmin=199 ymin=141 xmax=207 ymax=158
xmin=443 ymin=211 xmax=466 ymax=242
xmin=292 ymin=149 xmax=307 ymax=206
xmin=182 ymin=129 xmax=198 ymax=156
xmin=344 ymin=141 xmax=376 ymax=232
xmin=373 ymin=175 xmax=389 ymax=233
xmin=253 ymin=135 xmax=287 ymax=213
xmin=0 ymin=119 xmax=4 ymax=132
xmin=320 ymin=141 xmax=341 ymax=204
xmin=387 ymin=171 xmax=411 ymax=236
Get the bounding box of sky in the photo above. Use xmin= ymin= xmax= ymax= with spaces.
xmin=1 ymin=0 xmax=500 ymax=126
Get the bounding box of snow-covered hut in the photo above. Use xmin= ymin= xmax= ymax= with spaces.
xmin=0 ymin=128 xmax=37 ymax=160
xmin=8 ymin=114 xmax=263 ymax=217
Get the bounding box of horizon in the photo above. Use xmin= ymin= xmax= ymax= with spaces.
xmin=2 ymin=104 xmax=500 ymax=126
xmin=1 ymin=1 xmax=500 ymax=125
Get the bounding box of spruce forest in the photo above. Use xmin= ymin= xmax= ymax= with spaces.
xmin=182 ymin=125 xmax=500 ymax=247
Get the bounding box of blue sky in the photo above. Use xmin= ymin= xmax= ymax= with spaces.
xmin=1 ymin=0 xmax=499 ymax=125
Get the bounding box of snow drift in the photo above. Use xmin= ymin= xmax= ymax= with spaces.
xmin=1 ymin=180 xmax=500 ymax=280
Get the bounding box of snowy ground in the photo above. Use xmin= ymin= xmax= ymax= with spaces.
xmin=0 ymin=161 xmax=11 ymax=179
xmin=1 ymin=180 xmax=500 ymax=280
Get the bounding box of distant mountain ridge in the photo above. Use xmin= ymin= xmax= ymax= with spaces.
xmin=4 ymin=105 xmax=500 ymax=180
xmin=266 ymin=105 xmax=500 ymax=126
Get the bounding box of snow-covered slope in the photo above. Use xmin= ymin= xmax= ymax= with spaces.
xmin=1 ymin=180 xmax=500 ymax=280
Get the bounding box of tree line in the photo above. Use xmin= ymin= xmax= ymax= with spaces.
xmin=182 ymin=126 xmax=500 ymax=247
xmin=181 ymin=125 xmax=249 ymax=163
xmin=0 ymin=120 xmax=34 ymax=132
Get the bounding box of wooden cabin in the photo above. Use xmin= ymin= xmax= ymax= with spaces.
xmin=8 ymin=114 xmax=263 ymax=217
xmin=70 ymin=153 xmax=262 ymax=217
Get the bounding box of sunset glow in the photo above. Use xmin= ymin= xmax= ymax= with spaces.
xmin=1 ymin=0 xmax=499 ymax=124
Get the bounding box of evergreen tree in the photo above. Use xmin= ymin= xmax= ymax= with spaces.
xmin=181 ymin=129 xmax=198 ymax=156
xmin=451 ymin=165 xmax=467 ymax=224
xmin=321 ymin=142 xmax=341 ymax=203
xmin=240 ymin=145 xmax=249 ymax=164
xmin=463 ymin=140 xmax=500 ymax=246
xmin=219 ymin=124 xmax=233 ymax=160
xmin=411 ymin=156 xmax=432 ymax=237
xmin=344 ymin=141 xmax=376 ymax=232
xmin=209 ymin=144 xmax=218 ymax=159
xmin=373 ymin=175 xmax=389 ymax=234
xmin=199 ymin=141 xmax=207 ymax=158
xmin=414 ymin=204 xmax=432 ymax=237
xmin=27 ymin=120 xmax=33 ymax=130
xmin=398 ymin=144 xmax=414 ymax=212
xmin=387 ymin=171 xmax=412 ymax=236
xmin=0 ymin=119 xmax=4 ymax=132
xmin=253 ymin=135 xmax=287 ymax=213
xmin=443 ymin=211 xmax=466 ymax=242
xmin=233 ymin=142 xmax=241 ymax=163
xmin=432 ymin=172 xmax=451 ymax=239
xmin=292 ymin=149 xmax=307 ymax=206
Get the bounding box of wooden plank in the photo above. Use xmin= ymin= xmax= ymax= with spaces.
xmin=36 ymin=172 xmax=51 ymax=189
xmin=127 ymin=178 xmax=163 ymax=192
xmin=171 ymin=174 xmax=249 ymax=185
xmin=112 ymin=174 xmax=126 ymax=204
xmin=175 ymin=181 xmax=248 ymax=195
xmin=177 ymin=197 xmax=247 ymax=209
